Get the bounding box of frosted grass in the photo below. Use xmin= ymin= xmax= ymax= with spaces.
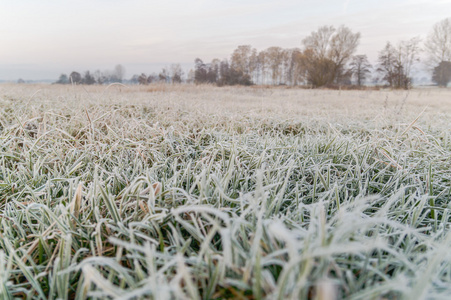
xmin=0 ymin=84 xmax=450 ymax=299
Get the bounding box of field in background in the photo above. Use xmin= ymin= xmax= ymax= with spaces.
xmin=0 ymin=84 xmax=450 ymax=299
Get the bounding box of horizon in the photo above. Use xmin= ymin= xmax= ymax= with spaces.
xmin=1 ymin=0 xmax=451 ymax=81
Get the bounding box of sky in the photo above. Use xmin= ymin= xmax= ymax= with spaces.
xmin=0 ymin=0 xmax=450 ymax=81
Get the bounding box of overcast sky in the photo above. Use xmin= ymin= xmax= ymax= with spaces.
xmin=0 ymin=0 xmax=450 ymax=80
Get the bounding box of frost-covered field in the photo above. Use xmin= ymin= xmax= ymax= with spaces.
xmin=0 ymin=84 xmax=450 ymax=299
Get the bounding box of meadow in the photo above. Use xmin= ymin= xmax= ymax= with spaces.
xmin=0 ymin=83 xmax=450 ymax=299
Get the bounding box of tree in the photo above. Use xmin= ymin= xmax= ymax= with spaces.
xmin=55 ymin=74 xmax=69 ymax=84
xmin=264 ymin=47 xmax=285 ymax=85
xmin=425 ymin=18 xmax=451 ymax=68
xmin=170 ymin=64 xmax=183 ymax=83
xmin=82 ymin=71 xmax=96 ymax=85
xmin=218 ymin=60 xmax=230 ymax=86
xmin=158 ymin=68 xmax=169 ymax=83
xmin=289 ymin=49 xmax=306 ymax=85
xmin=329 ymin=26 xmax=361 ymax=83
xmin=302 ymin=48 xmax=336 ymax=87
xmin=147 ymin=73 xmax=158 ymax=84
xmin=399 ymin=37 xmax=421 ymax=82
xmin=206 ymin=59 xmax=220 ymax=84
xmin=138 ymin=73 xmax=148 ymax=85
xmin=301 ymin=25 xmax=360 ymax=86
xmin=69 ymin=71 xmax=82 ymax=84
xmin=249 ymin=48 xmax=259 ymax=83
xmin=114 ymin=64 xmax=126 ymax=83
xmin=230 ymin=45 xmax=253 ymax=76
xmin=377 ymin=42 xmax=406 ymax=88
xmin=215 ymin=59 xmax=252 ymax=86
xmin=130 ymin=74 xmax=140 ymax=84
xmin=377 ymin=38 xmax=421 ymax=89
xmin=257 ymin=51 xmax=267 ymax=84
xmin=194 ymin=58 xmax=208 ymax=84
xmin=432 ymin=61 xmax=451 ymax=87
xmin=186 ymin=69 xmax=195 ymax=84
xmin=350 ymin=55 xmax=372 ymax=86
xmin=303 ymin=25 xmax=335 ymax=59
xmin=93 ymin=70 xmax=106 ymax=84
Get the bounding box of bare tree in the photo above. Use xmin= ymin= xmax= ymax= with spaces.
xmin=350 ymin=55 xmax=372 ymax=86
xmin=302 ymin=25 xmax=335 ymax=59
xmin=425 ymin=18 xmax=451 ymax=68
xmin=377 ymin=38 xmax=421 ymax=89
xmin=264 ymin=47 xmax=285 ymax=85
xmin=377 ymin=42 xmax=406 ymax=88
xmin=329 ymin=26 xmax=361 ymax=83
xmin=302 ymin=25 xmax=360 ymax=86
xmin=398 ymin=37 xmax=421 ymax=82
xmin=257 ymin=51 xmax=267 ymax=84
xmin=302 ymin=48 xmax=336 ymax=87
xmin=249 ymin=48 xmax=259 ymax=84
xmin=230 ymin=45 xmax=253 ymax=76
xmin=377 ymin=43 xmax=395 ymax=87
xmin=289 ymin=49 xmax=306 ymax=86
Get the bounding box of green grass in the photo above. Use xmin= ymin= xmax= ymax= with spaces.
xmin=0 ymin=84 xmax=450 ymax=299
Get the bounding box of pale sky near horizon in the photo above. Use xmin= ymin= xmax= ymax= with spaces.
xmin=0 ymin=0 xmax=450 ymax=80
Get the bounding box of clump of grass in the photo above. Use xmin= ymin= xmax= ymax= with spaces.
xmin=0 ymin=84 xmax=450 ymax=299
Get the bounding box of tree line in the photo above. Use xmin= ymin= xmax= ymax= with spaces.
xmin=130 ymin=64 xmax=185 ymax=85
xmin=55 ymin=18 xmax=451 ymax=89
xmin=193 ymin=18 xmax=451 ymax=89
xmin=55 ymin=65 xmax=127 ymax=85
xmin=55 ymin=63 xmax=186 ymax=86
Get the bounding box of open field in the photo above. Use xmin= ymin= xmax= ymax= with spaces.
xmin=0 ymin=84 xmax=450 ymax=299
